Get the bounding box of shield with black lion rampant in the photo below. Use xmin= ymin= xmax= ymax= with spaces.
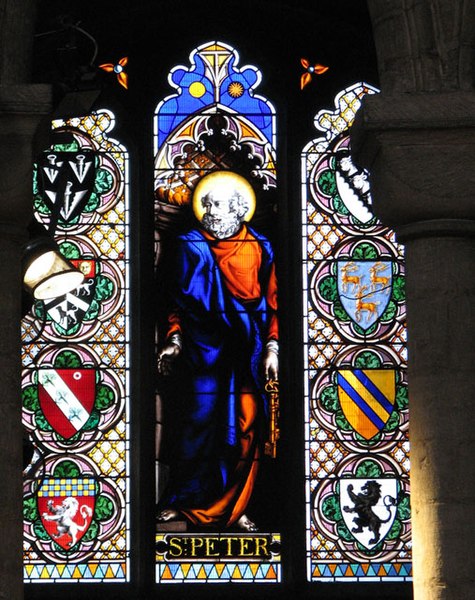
xmin=340 ymin=478 xmax=397 ymax=549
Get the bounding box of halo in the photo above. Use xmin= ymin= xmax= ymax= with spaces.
xmin=192 ymin=171 xmax=256 ymax=222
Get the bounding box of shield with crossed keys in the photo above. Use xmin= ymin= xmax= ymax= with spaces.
xmin=38 ymin=151 xmax=96 ymax=223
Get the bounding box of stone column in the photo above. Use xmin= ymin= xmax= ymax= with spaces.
xmin=352 ymin=91 xmax=475 ymax=600
xmin=0 ymin=84 xmax=51 ymax=600
xmin=0 ymin=1 xmax=52 ymax=597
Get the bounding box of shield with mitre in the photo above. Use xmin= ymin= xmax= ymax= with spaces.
xmin=42 ymin=259 xmax=96 ymax=333
xmin=37 ymin=477 xmax=96 ymax=549
xmin=337 ymin=369 xmax=396 ymax=439
xmin=38 ymin=368 xmax=95 ymax=439
xmin=340 ymin=478 xmax=398 ymax=549
xmin=37 ymin=151 xmax=96 ymax=223
xmin=337 ymin=260 xmax=392 ymax=330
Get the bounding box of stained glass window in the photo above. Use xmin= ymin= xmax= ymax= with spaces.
xmin=22 ymin=110 xmax=130 ymax=582
xmin=154 ymin=41 xmax=281 ymax=584
xmin=302 ymin=83 xmax=411 ymax=582
xmin=20 ymin=37 xmax=410 ymax=595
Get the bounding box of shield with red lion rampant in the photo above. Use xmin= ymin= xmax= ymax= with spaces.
xmin=38 ymin=368 xmax=96 ymax=439
xmin=37 ymin=478 xmax=96 ymax=549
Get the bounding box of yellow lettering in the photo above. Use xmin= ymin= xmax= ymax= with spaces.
xmin=168 ymin=537 xmax=183 ymax=558
xmin=239 ymin=537 xmax=253 ymax=556
xmin=224 ymin=537 xmax=239 ymax=556
xmin=190 ymin=537 xmax=205 ymax=556
xmin=254 ymin=537 xmax=270 ymax=558
xmin=205 ymin=537 xmax=220 ymax=557
xmin=166 ymin=535 xmax=272 ymax=560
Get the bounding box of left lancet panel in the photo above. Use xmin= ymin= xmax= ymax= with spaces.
xmin=22 ymin=110 xmax=130 ymax=582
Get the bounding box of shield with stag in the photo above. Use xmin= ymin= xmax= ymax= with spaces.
xmin=337 ymin=260 xmax=392 ymax=330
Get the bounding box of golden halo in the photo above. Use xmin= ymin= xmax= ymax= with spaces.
xmin=192 ymin=171 xmax=256 ymax=222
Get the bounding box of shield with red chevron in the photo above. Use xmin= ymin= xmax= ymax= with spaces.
xmin=337 ymin=369 xmax=396 ymax=439
xmin=38 ymin=368 xmax=95 ymax=439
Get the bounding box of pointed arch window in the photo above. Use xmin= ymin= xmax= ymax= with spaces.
xmin=22 ymin=110 xmax=130 ymax=582
xmin=153 ymin=41 xmax=281 ymax=584
xmin=20 ymin=23 xmax=413 ymax=596
xmin=301 ymin=83 xmax=411 ymax=582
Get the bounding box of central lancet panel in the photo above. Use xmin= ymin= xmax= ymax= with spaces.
xmin=153 ymin=41 xmax=281 ymax=584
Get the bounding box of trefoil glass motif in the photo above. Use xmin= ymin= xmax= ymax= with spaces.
xmin=22 ymin=110 xmax=130 ymax=582
xmin=302 ymin=83 xmax=412 ymax=582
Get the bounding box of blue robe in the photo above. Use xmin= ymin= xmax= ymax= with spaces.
xmin=162 ymin=225 xmax=275 ymax=522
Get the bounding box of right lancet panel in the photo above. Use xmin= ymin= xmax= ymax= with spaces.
xmin=301 ymin=83 xmax=412 ymax=582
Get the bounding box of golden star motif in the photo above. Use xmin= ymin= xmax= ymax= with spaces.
xmin=228 ymin=81 xmax=245 ymax=98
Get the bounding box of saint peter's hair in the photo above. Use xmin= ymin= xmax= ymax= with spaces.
xmin=201 ymin=189 xmax=250 ymax=220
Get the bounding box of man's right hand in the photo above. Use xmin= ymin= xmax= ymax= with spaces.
xmin=157 ymin=343 xmax=180 ymax=375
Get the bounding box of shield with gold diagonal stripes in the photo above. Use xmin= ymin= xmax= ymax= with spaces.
xmin=337 ymin=369 xmax=396 ymax=439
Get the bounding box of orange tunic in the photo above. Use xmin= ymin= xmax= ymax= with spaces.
xmin=167 ymin=225 xmax=278 ymax=341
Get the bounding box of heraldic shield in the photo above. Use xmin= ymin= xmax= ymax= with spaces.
xmin=337 ymin=369 xmax=395 ymax=439
xmin=340 ymin=478 xmax=398 ymax=549
xmin=38 ymin=478 xmax=95 ymax=549
xmin=38 ymin=368 xmax=95 ymax=439
xmin=38 ymin=151 xmax=96 ymax=223
xmin=337 ymin=260 xmax=392 ymax=329
xmin=43 ymin=259 xmax=97 ymax=333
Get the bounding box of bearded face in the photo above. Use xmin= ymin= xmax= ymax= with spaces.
xmin=201 ymin=210 xmax=242 ymax=239
xmin=200 ymin=192 xmax=247 ymax=239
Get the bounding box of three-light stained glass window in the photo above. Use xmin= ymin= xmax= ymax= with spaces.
xmin=20 ymin=45 xmax=412 ymax=592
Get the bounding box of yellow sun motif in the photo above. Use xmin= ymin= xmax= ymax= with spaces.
xmin=189 ymin=81 xmax=206 ymax=98
xmin=228 ymin=81 xmax=245 ymax=98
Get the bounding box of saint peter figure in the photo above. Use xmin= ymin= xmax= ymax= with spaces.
xmin=157 ymin=171 xmax=278 ymax=531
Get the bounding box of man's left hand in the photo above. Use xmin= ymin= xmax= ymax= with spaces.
xmin=264 ymin=349 xmax=279 ymax=381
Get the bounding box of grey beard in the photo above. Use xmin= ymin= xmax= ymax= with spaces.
xmin=201 ymin=213 xmax=242 ymax=239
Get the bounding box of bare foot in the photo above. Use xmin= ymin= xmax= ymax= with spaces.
xmin=157 ymin=508 xmax=179 ymax=522
xmin=237 ymin=514 xmax=258 ymax=532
